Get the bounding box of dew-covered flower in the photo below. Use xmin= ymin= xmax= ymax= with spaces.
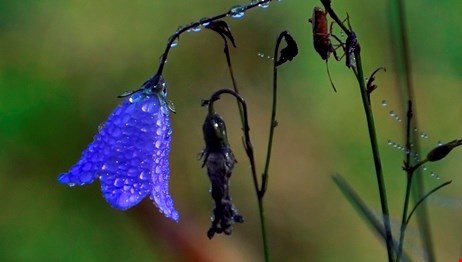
xmin=58 ymin=75 xmax=179 ymax=222
xmin=201 ymin=112 xmax=243 ymax=239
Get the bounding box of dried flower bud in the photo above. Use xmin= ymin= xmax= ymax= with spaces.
xmin=426 ymin=139 xmax=462 ymax=162
xmin=201 ymin=112 xmax=243 ymax=239
xmin=275 ymin=31 xmax=298 ymax=67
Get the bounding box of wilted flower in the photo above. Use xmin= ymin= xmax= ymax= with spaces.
xmin=58 ymin=75 xmax=179 ymax=222
xmin=201 ymin=112 xmax=243 ymax=239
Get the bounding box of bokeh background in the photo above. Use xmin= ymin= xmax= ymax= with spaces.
xmin=1 ymin=0 xmax=461 ymax=261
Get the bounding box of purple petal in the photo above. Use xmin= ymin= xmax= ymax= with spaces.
xmin=58 ymin=92 xmax=178 ymax=221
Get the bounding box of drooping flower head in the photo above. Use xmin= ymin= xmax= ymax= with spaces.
xmin=58 ymin=75 xmax=179 ymax=222
xmin=201 ymin=111 xmax=243 ymax=239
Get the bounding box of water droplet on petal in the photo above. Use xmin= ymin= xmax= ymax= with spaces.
xmin=129 ymin=92 xmax=144 ymax=103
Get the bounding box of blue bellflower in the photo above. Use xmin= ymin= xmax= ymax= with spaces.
xmin=58 ymin=76 xmax=179 ymax=222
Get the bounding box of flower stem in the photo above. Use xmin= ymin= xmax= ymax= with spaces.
xmin=207 ymin=88 xmax=269 ymax=261
xmin=353 ymin=50 xmax=395 ymax=262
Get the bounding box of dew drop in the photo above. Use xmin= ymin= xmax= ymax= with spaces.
xmin=437 ymin=140 xmax=443 ymax=146
xmin=229 ymin=5 xmax=245 ymax=18
xmin=192 ymin=25 xmax=201 ymax=32
xmin=129 ymin=92 xmax=144 ymax=103
xmin=170 ymin=38 xmax=178 ymax=48
xmin=69 ymin=183 xmax=76 ymax=187
xmin=389 ymin=110 xmax=396 ymax=117
xmin=200 ymin=17 xmax=210 ymax=27
xmin=423 ymin=166 xmax=427 ymax=171
xmin=387 ymin=139 xmax=393 ymax=145
xmin=381 ymin=100 xmax=387 ymax=107
xmin=430 ymin=172 xmax=435 ymax=177
xmin=259 ymin=1 xmax=270 ymax=8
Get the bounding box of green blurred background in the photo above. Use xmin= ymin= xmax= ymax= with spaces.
xmin=1 ymin=0 xmax=461 ymax=261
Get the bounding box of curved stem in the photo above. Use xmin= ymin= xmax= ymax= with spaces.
xmin=222 ymin=38 xmax=245 ymax=129
xmin=405 ymin=181 xmax=452 ymax=226
xmin=207 ymin=89 xmax=269 ymax=261
xmin=156 ymin=0 xmax=274 ymax=77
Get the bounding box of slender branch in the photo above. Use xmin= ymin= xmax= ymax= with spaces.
xmin=389 ymin=0 xmax=436 ymax=259
xmin=222 ymin=34 xmax=246 ymax=129
xmin=156 ymin=0 xmax=274 ymax=77
xmin=396 ymin=101 xmax=413 ymax=262
xmin=260 ymin=32 xmax=284 ymax=196
xmin=320 ymin=2 xmax=394 ymax=261
xmin=405 ymin=181 xmax=452 ymax=225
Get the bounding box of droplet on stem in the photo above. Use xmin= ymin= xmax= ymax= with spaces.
xmin=229 ymin=5 xmax=245 ymax=18
xmin=259 ymin=1 xmax=270 ymax=8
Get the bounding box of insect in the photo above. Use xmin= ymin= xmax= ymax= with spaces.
xmin=309 ymin=7 xmax=338 ymax=61
xmin=309 ymin=7 xmax=351 ymax=92
xmin=58 ymin=75 xmax=179 ymax=222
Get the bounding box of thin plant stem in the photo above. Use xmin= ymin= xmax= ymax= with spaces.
xmin=223 ymin=40 xmax=246 ymax=129
xmin=396 ymin=101 xmax=413 ymax=261
xmin=389 ymin=0 xmax=435 ymax=259
xmin=390 ymin=0 xmax=435 ymax=259
xmin=354 ymin=50 xmax=395 ymax=262
xmin=405 ymin=180 xmax=452 ymax=226
xmin=207 ymin=88 xmax=269 ymax=262
xmin=260 ymin=33 xmax=284 ymax=196
xmin=320 ymin=1 xmax=394 ymax=260
xmin=156 ymin=0 xmax=274 ymax=77
xmin=396 ymin=171 xmax=412 ymax=261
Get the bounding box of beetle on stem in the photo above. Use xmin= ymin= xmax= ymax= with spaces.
xmin=309 ymin=7 xmax=342 ymax=92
